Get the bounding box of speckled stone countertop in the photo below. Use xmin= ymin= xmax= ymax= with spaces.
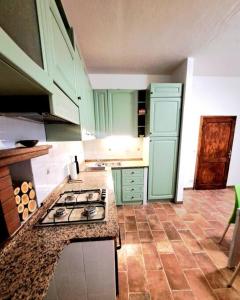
xmin=0 ymin=170 xmax=118 ymax=300
xmin=84 ymin=159 xmax=149 ymax=169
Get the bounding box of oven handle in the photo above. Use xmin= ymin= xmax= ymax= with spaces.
xmin=116 ymin=227 xmax=122 ymax=250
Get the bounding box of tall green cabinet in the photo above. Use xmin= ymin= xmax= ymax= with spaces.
xmin=147 ymin=83 xmax=182 ymax=200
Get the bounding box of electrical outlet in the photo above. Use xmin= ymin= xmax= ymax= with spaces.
xmin=46 ymin=169 xmax=50 ymax=175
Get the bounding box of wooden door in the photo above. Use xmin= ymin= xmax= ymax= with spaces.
xmin=194 ymin=116 xmax=236 ymax=190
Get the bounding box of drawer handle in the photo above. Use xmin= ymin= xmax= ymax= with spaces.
xmin=131 ymin=196 xmax=134 ymax=199
xmin=131 ymin=180 xmax=135 ymax=183
xmin=131 ymin=172 xmax=135 ymax=174
xmin=131 ymin=188 xmax=134 ymax=191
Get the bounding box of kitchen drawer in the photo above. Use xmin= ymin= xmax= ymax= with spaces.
xmin=122 ymin=191 xmax=143 ymax=202
xmin=122 ymin=168 xmax=144 ymax=178
xmin=122 ymin=185 xmax=143 ymax=193
xmin=150 ymin=83 xmax=182 ymax=98
xmin=122 ymin=176 xmax=144 ymax=186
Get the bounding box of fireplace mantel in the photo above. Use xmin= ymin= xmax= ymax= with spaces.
xmin=0 ymin=145 xmax=52 ymax=167
xmin=0 ymin=145 xmax=52 ymax=242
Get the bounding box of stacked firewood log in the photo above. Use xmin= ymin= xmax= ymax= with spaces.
xmin=13 ymin=181 xmax=37 ymax=222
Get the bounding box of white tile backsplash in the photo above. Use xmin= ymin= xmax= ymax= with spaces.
xmin=0 ymin=116 xmax=84 ymax=205
xmin=83 ymin=137 xmax=143 ymax=160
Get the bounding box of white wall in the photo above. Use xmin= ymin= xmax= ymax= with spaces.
xmin=183 ymin=76 xmax=240 ymax=187
xmin=83 ymin=137 xmax=143 ymax=160
xmin=89 ymin=74 xmax=171 ymax=89
xmin=170 ymin=58 xmax=195 ymax=202
xmin=0 ymin=117 xmax=84 ymax=205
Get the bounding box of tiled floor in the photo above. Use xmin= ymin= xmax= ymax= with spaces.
xmin=117 ymin=188 xmax=240 ymax=300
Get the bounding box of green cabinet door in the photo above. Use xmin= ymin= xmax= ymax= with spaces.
xmin=150 ymin=83 xmax=182 ymax=98
xmin=108 ymin=90 xmax=137 ymax=136
xmin=75 ymin=47 xmax=95 ymax=138
xmin=46 ymin=0 xmax=77 ymax=103
xmin=148 ymin=137 xmax=178 ymax=200
xmin=94 ymin=90 xmax=110 ymax=138
xmin=112 ymin=169 xmax=122 ymax=205
xmin=150 ymin=98 xmax=181 ymax=137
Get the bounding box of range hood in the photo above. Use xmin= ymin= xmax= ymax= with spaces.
xmin=0 ymin=95 xmax=72 ymax=124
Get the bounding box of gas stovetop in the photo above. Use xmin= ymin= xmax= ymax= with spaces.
xmin=36 ymin=189 xmax=107 ymax=226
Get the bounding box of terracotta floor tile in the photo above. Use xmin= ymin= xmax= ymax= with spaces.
xmin=187 ymin=222 xmax=207 ymax=240
xmin=142 ymin=243 xmax=162 ymax=270
xmin=178 ymin=229 xmax=196 ymax=240
xmin=200 ymin=239 xmax=228 ymax=269
xmin=127 ymin=255 xmax=147 ymax=293
xmin=126 ymin=232 xmax=140 ymax=244
xmin=162 ymin=203 xmax=176 ymax=215
xmin=184 ymin=269 xmax=217 ymax=300
xmin=162 ymin=222 xmax=182 ymax=240
xmin=193 ymin=252 xmax=226 ymax=289
xmin=151 ymin=230 xmax=168 ymax=241
xmin=125 ymin=244 xmax=142 ymax=256
xmin=135 ymin=209 xmax=147 ymax=222
xmin=118 ymin=247 xmax=127 ymax=271
xmin=147 ymin=214 xmax=163 ymax=230
xmin=155 ymin=208 xmax=168 ymax=221
xmin=125 ymin=222 xmax=137 ymax=232
xmin=146 ymin=270 xmax=173 ymax=300
xmin=172 ymin=290 xmax=195 ymax=300
xmin=156 ymin=240 xmax=174 ymax=253
xmin=129 ymin=293 xmax=150 ymax=300
xmin=118 ymin=271 xmax=129 ymax=300
xmin=214 ymin=287 xmax=240 ymax=300
xmin=119 ymin=223 xmax=126 ymax=242
xmin=125 ymin=216 xmax=137 ymax=224
xmin=139 ymin=231 xmax=153 ymax=243
xmin=137 ymin=222 xmax=150 ymax=231
xmin=160 ymin=254 xmax=190 ymax=290
xmin=183 ymin=239 xmax=204 ymax=253
xmin=171 ymin=241 xmax=197 ymax=269
xmin=144 ymin=207 xmax=155 ymax=215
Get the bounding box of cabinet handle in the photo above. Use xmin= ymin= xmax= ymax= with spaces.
xmin=131 ymin=172 xmax=135 ymax=174
xmin=150 ymin=140 xmax=152 ymax=142
xmin=131 ymin=180 xmax=135 ymax=183
xmin=150 ymin=92 xmax=153 ymax=94
xmin=78 ymin=96 xmax=81 ymax=100
xmin=131 ymin=196 xmax=134 ymax=199
xmin=131 ymin=188 xmax=134 ymax=191
xmin=150 ymin=132 xmax=152 ymax=134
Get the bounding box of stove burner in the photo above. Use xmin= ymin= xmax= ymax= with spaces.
xmin=82 ymin=205 xmax=97 ymax=217
xmin=87 ymin=193 xmax=93 ymax=200
xmin=54 ymin=208 xmax=66 ymax=218
xmin=65 ymin=193 xmax=75 ymax=202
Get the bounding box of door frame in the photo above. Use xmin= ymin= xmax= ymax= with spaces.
xmin=194 ymin=115 xmax=236 ymax=190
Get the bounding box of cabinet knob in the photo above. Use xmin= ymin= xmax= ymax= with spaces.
xmin=131 ymin=188 xmax=134 ymax=191
xmin=150 ymin=92 xmax=153 ymax=94
xmin=131 ymin=196 xmax=134 ymax=199
xmin=131 ymin=172 xmax=135 ymax=174
xmin=78 ymin=96 xmax=81 ymax=100
xmin=131 ymin=180 xmax=135 ymax=183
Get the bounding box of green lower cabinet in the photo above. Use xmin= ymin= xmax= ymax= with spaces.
xmin=112 ymin=168 xmax=144 ymax=205
xmin=148 ymin=137 xmax=178 ymax=200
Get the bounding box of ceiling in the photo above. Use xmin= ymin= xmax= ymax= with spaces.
xmin=62 ymin=0 xmax=240 ymax=76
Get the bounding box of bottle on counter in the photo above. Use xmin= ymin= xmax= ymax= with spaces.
xmin=69 ymin=161 xmax=78 ymax=180
xmin=74 ymin=155 xmax=80 ymax=174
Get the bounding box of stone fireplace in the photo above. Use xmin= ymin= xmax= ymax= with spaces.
xmin=0 ymin=145 xmax=51 ymax=244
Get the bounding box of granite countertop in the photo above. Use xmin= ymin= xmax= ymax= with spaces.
xmin=0 ymin=170 xmax=118 ymax=300
xmin=84 ymin=158 xmax=149 ymax=170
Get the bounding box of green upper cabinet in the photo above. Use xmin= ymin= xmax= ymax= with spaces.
xmin=94 ymin=90 xmax=110 ymax=138
xmin=44 ymin=0 xmax=77 ymax=103
xmin=108 ymin=90 xmax=137 ymax=136
xmin=150 ymin=98 xmax=181 ymax=137
xmin=94 ymin=89 xmax=137 ymax=138
xmin=75 ymin=47 xmax=95 ymax=138
xmin=150 ymin=83 xmax=182 ymax=98
xmin=148 ymin=137 xmax=178 ymax=200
